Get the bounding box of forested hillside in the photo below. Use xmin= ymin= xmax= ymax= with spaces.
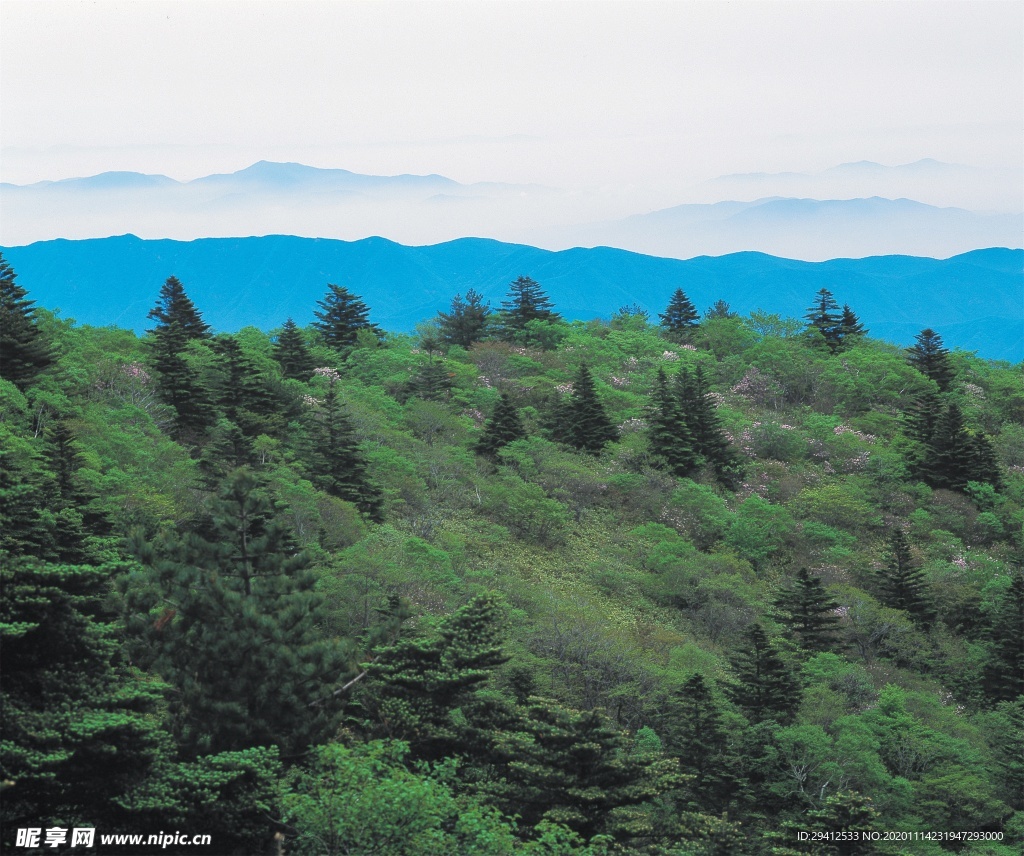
xmin=2 ymin=254 xmax=1023 ymax=855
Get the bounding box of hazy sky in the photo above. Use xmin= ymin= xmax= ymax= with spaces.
xmin=2 ymin=0 xmax=1022 ymax=198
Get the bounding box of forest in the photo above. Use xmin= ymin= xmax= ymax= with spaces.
xmin=1 ymin=253 xmax=1023 ymax=855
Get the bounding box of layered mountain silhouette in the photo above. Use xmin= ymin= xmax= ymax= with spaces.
xmin=3 ymin=234 xmax=1020 ymax=360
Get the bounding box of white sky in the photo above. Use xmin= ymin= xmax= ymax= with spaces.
xmin=2 ymin=0 xmax=1022 ymax=196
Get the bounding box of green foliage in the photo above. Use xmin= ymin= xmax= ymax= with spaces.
xmin=313 ymin=283 xmax=381 ymax=353
xmin=0 ymin=254 xmax=55 ymax=390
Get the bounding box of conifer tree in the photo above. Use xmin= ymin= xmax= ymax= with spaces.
xmin=126 ymin=471 xmax=351 ymax=755
xmin=838 ymin=304 xmax=867 ymax=347
xmin=659 ymin=288 xmax=699 ymax=339
xmin=930 ymin=402 xmax=973 ymax=491
xmin=145 ymin=276 xmax=214 ymax=440
xmin=675 ymin=365 xmax=740 ymax=483
xmin=273 ymin=318 xmax=315 ymax=380
xmin=704 ymin=300 xmax=737 ymax=319
xmin=407 ymin=353 xmax=454 ymax=402
xmin=313 ymin=283 xmax=381 ymax=353
xmin=804 ymin=288 xmax=843 ymax=353
xmin=496 ymin=275 xmax=560 ymax=342
xmin=983 ymin=567 xmax=1024 ymax=703
xmin=475 ymin=391 xmax=527 ymax=460
xmin=0 ymin=253 xmax=55 ymax=390
xmin=211 ymin=335 xmax=284 ymax=440
xmin=646 ymin=368 xmax=696 ymax=477
xmin=305 ymin=378 xmax=382 ymax=521
xmin=438 ymin=289 xmax=490 ymax=348
xmin=878 ymin=529 xmax=930 ymax=623
xmin=967 ymin=431 xmax=1002 ymax=490
xmin=667 ymin=674 xmax=732 ymax=809
xmin=729 ymin=623 xmax=800 ymax=723
xmin=774 ymin=567 xmax=841 ymax=651
xmin=907 ymin=328 xmax=954 ymax=392
xmin=45 ymin=419 xmax=111 ymax=563
xmin=562 ymin=363 xmax=617 ymax=454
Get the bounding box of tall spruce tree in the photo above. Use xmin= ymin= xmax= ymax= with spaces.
xmin=145 ymin=276 xmax=215 ymax=440
xmin=211 ymin=335 xmax=284 ymax=440
xmin=666 ymin=674 xmax=732 ymax=810
xmin=983 ymin=566 xmax=1024 ymax=703
xmin=659 ymin=288 xmax=699 ymax=339
xmin=804 ymin=288 xmax=844 ymax=353
xmin=305 ymin=378 xmax=382 ymax=521
xmin=877 ymin=529 xmax=930 ymax=623
xmin=562 ymin=363 xmax=617 ymax=454
xmin=496 ymin=275 xmax=560 ymax=342
xmin=729 ymin=623 xmax=800 ymax=724
xmin=273 ymin=318 xmax=315 ymax=380
xmin=438 ymin=289 xmax=490 ymax=348
xmin=646 ymin=368 xmax=696 ymax=477
xmin=313 ymin=284 xmax=381 ymax=353
xmin=0 ymin=253 xmax=55 ymax=390
xmin=907 ymin=328 xmax=954 ymax=392
xmin=774 ymin=567 xmax=841 ymax=651
xmin=675 ymin=365 xmax=740 ymax=483
xmin=126 ymin=471 xmax=352 ymax=756
xmin=475 ymin=391 xmax=527 ymax=460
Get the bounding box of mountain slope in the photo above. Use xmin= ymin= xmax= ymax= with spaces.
xmin=2 ymin=235 xmax=1021 ymax=360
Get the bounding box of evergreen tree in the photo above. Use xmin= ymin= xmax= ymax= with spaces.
xmin=496 ymin=275 xmax=560 ymax=342
xmin=704 ymin=300 xmax=737 ymax=319
xmin=930 ymin=402 xmax=973 ymax=491
xmin=659 ymin=288 xmax=699 ymax=339
xmin=983 ymin=567 xmax=1024 ymax=703
xmin=877 ymin=528 xmax=930 ymax=623
xmin=273 ymin=318 xmax=315 ymax=381
xmin=562 ymin=363 xmax=617 ymax=454
xmin=438 ymin=289 xmax=490 ymax=348
xmin=774 ymin=567 xmax=841 ymax=651
xmin=145 ymin=276 xmax=215 ymax=440
xmin=675 ymin=364 xmax=741 ymax=484
xmin=730 ymin=623 xmax=800 ymax=723
xmin=666 ymin=674 xmax=732 ymax=810
xmin=804 ymin=288 xmax=843 ymax=353
xmin=313 ymin=283 xmax=381 ymax=353
xmin=907 ymin=328 xmax=954 ymax=392
xmin=0 ymin=253 xmax=55 ymax=390
xmin=646 ymin=368 xmax=696 ymax=477
xmin=837 ymin=304 xmax=867 ymax=347
xmin=966 ymin=431 xmax=1002 ymax=490
xmin=45 ymin=419 xmax=112 ymax=563
xmin=407 ymin=355 xmax=454 ymax=402
xmin=475 ymin=391 xmax=527 ymax=460
xmin=126 ymin=471 xmax=351 ymax=756
xmin=305 ymin=378 xmax=382 ymax=521
xmin=211 ymin=335 xmax=284 ymax=440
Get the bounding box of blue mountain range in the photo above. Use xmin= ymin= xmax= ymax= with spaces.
xmin=3 ymin=234 xmax=1021 ymax=361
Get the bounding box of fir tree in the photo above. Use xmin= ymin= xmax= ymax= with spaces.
xmin=273 ymin=318 xmax=315 ymax=380
xmin=878 ymin=529 xmax=930 ymax=623
xmin=804 ymin=288 xmax=843 ymax=353
xmin=562 ymin=363 xmax=617 ymax=454
xmin=837 ymin=304 xmax=867 ymax=347
xmin=659 ymin=288 xmax=699 ymax=339
xmin=313 ymin=283 xmax=381 ymax=353
xmin=729 ymin=623 xmax=800 ymax=724
xmin=675 ymin=364 xmax=741 ymax=484
xmin=126 ymin=471 xmax=352 ymax=755
xmin=704 ymin=300 xmax=737 ymax=319
xmin=907 ymin=328 xmax=954 ymax=392
xmin=305 ymin=378 xmax=382 ymax=521
xmin=475 ymin=391 xmax=527 ymax=460
xmin=146 ymin=275 xmax=211 ymax=340
xmin=966 ymin=431 xmax=1002 ymax=490
xmin=496 ymin=275 xmax=560 ymax=342
xmin=983 ymin=567 xmax=1024 ymax=703
xmin=211 ymin=335 xmax=284 ymax=440
xmin=45 ymin=419 xmax=112 ymax=563
xmin=930 ymin=402 xmax=973 ymax=491
xmin=407 ymin=355 xmax=454 ymax=402
xmin=774 ymin=567 xmax=841 ymax=651
xmin=666 ymin=674 xmax=732 ymax=810
xmin=438 ymin=289 xmax=490 ymax=348
xmin=646 ymin=368 xmax=696 ymax=477
xmin=0 ymin=253 xmax=55 ymax=390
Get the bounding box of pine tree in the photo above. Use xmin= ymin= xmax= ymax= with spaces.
xmin=305 ymin=378 xmax=382 ymax=521
xmin=646 ymin=368 xmax=696 ymax=477
xmin=666 ymin=674 xmax=732 ymax=810
xmin=313 ymin=283 xmax=381 ymax=353
xmin=730 ymin=623 xmax=800 ymax=723
xmin=983 ymin=567 xmax=1024 ymax=703
xmin=878 ymin=529 xmax=930 ymax=623
xmin=273 ymin=318 xmax=315 ymax=380
xmin=438 ymin=289 xmax=490 ymax=348
xmin=0 ymin=253 xmax=55 ymax=390
xmin=126 ymin=471 xmax=352 ymax=755
xmin=496 ymin=275 xmax=560 ymax=342
xmin=774 ymin=567 xmax=841 ymax=651
xmin=907 ymin=328 xmax=954 ymax=392
xmin=837 ymin=304 xmax=867 ymax=348
xmin=966 ymin=431 xmax=1002 ymax=490
xmin=562 ymin=363 xmax=617 ymax=454
xmin=804 ymin=288 xmax=843 ymax=353
xmin=930 ymin=402 xmax=973 ymax=491
xmin=212 ymin=336 xmax=284 ymax=439
xmin=145 ymin=276 xmax=215 ymax=440
xmin=475 ymin=391 xmax=527 ymax=460
xmin=659 ymin=288 xmax=699 ymax=339
xmin=675 ymin=365 xmax=741 ymax=483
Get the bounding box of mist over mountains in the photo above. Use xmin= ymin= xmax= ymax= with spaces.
xmin=3 ymin=234 xmax=1021 ymax=361
xmin=3 ymin=160 xmax=1020 ymax=261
